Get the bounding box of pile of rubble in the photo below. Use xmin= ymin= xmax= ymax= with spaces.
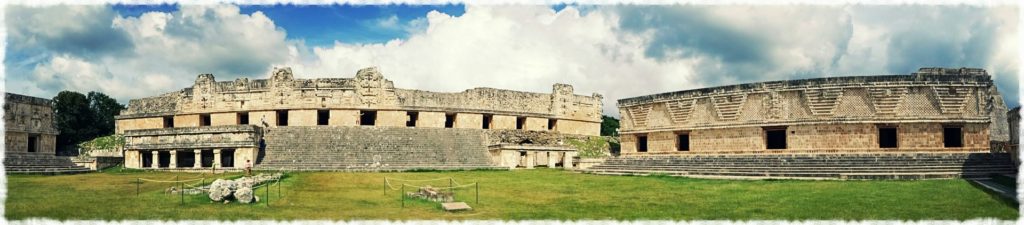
xmin=406 ymin=186 xmax=453 ymax=203
xmin=206 ymin=173 xmax=283 ymax=204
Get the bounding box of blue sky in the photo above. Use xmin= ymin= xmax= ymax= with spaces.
xmin=4 ymin=4 xmax=1019 ymax=116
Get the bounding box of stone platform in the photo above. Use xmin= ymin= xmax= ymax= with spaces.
xmin=582 ymin=152 xmax=1016 ymax=180
xmin=257 ymin=126 xmax=504 ymax=171
xmin=4 ymin=152 xmax=92 ymax=174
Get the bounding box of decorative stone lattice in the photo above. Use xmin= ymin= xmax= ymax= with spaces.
xmin=932 ymin=86 xmax=973 ymax=114
xmin=711 ymin=94 xmax=746 ymax=120
xmin=803 ymin=88 xmax=844 ymax=116
xmin=666 ymin=99 xmax=696 ymax=124
xmin=626 ymin=105 xmax=653 ymax=128
xmin=867 ymin=87 xmax=908 ymax=114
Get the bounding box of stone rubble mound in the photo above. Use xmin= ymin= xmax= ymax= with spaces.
xmin=205 ymin=173 xmax=283 ymax=204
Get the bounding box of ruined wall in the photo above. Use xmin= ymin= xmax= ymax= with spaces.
xmin=618 ymin=68 xmax=1004 ymax=154
xmin=4 ymin=93 xmax=60 ymax=154
xmin=117 ymin=67 xmax=602 ymax=135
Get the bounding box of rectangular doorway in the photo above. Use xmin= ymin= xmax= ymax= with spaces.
xmin=27 ymin=135 xmax=38 ymax=153
xmin=944 ymin=126 xmax=963 ymax=148
xmin=878 ymin=127 xmax=898 ymax=148
xmin=765 ymin=127 xmax=787 ymax=150
xmin=636 ymin=135 xmax=648 ymax=152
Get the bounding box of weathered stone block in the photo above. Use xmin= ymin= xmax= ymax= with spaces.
xmin=490 ymin=115 xmax=517 ymax=130
xmin=174 ymin=114 xmax=200 ymax=127
xmin=289 ymin=110 xmax=318 ymax=126
xmin=376 ymin=110 xmax=408 ymax=127
xmin=329 ymin=110 xmax=358 ymax=126
xmin=455 ymin=113 xmax=483 ymax=129
xmin=210 ymin=113 xmax=238 ymax=126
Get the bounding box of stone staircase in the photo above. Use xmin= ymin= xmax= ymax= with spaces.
xmin=257 ymin=126 xmax=502 ymax=171
xmin=5 ymin=152 xmax=92 ymax=174
xmin=582 ymin=152 xmax=1017 ymax=180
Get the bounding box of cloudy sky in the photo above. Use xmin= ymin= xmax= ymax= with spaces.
xmin=3 ymin=4 xmax=1019 ymax=117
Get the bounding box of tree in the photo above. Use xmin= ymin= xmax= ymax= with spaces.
xmin=53 ymin=91 xmax=95 ymax=148
xmin=87 ymin=91 xmax=125 ymax=136
xmin=600 ymin=115 xmax=619 ymax=136
xmin=52 ymin=91 xmax=126 ymax=152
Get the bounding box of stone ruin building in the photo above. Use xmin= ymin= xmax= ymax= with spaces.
xmin=584 ymin=67 xmax=1017 ymax=179
xmin=115 ymin=67 xmax=603 ymax=171
xmin=3 ymin=93 xmax=90 ymax=174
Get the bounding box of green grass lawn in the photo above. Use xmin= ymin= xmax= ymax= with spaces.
xmin=4 ymin=168 xmax=1018 ymax=220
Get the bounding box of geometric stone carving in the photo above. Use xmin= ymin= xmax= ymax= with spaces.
xmin=626 ymin=105 xmax=653 ymax=128
xmin=804 ymin=88 xmax=844 ymax=116
xmin=932 ymin=86 xmax=973 ymax=114
xmin=868 ymin=87 xmax=908 ymax=115
xmin=711 ymin=94 xmax=746 ymax=120
xmin=666 ymin=99 xmax=696 ymax=124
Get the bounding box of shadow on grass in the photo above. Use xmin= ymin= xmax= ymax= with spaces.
xmin=965 ymin=176 xmax=1019 ymax=208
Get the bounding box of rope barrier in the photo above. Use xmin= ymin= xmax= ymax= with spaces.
xmin=384 ymin=177 xmax=452 ymax=182
xmin=138 ymin=178 xmax=204 ymax=183
xmin=400 ymin=182 xmax=478 ymax=190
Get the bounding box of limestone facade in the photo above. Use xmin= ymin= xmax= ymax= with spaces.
xmin=3 ymin=93 xmax=59 ymax=155
xmin=618 ymin=67 xmax=1009 ymax=155
xmin=116 ymin=67 xmax=602 ymax=169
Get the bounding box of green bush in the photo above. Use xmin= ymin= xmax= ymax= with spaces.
xmin=77 ymin=134 xmax=124 ymax=154
xmin=565 ymin=137 xmax=610 ymax=158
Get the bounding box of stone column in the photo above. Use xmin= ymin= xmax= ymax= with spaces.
xmin=150 ymin=151 xmax=159 ymax=169
xmin=563 ymin=152 xmax=575 ymax=169
xmin=525 ymin=151 xmax=535 ymax=169
xmin=213 ymin=149 xmax=222 ymax=168
xmin=547 ymin=152 xmax=558 ymax=168
xmin=169 ymin=150 xmax=177 ymax=168
xmin=193 ymin=150 xmax=202 ymax=168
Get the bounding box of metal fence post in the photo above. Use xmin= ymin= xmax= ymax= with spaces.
xmin=401 ymin=184 xmax=405 ymax=208
xmin=179 ymin=178 xmax=184 ymax=205
xmin=266 ymin=181 xmax=270 ymax=207
xmin=476 ymin=183 xmax=479 ymax=204
xmin=136 ymin=178 xmax=140 ymax=196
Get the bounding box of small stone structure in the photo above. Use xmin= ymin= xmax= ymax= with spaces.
xmin=116 ymin=66 xmax=603 ymax=170
xmin=3 ymin=93 xmax=90 ymax=174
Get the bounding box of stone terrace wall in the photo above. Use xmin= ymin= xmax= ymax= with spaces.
xmin=118 ymin=67 xmax=603 ymax=124
xmin=619 ymin=68 xmax=1004 ymax=133
xmin=617 ymin=67 xmax=1007 ymax=154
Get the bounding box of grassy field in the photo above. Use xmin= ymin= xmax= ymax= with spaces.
xmin=4 ymin=168 xmax=1018 ymax=220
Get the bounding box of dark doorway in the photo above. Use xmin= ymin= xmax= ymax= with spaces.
xmin=157 ymin=151 xmax=170 ymax=168
xmin=483 ymin=114 xmax=492 ymax=129
xmin=765 ymin=128 xmax=787 ymax=149
xmin=163 ymin=116 xmax=174 ymax=128
xmin=444 ymin=114 xmax=456 ymax=128
xmin=238 ymin=112 xmax=249 ymax=125
xmin=636 ymin=135 xmax=648 ymax=152
xmin=276 ymin=110 xmax=289 ymax=126
xmin=178 ymin=150 xmax=196 ymax=168
xmin=200 ymin=114 xmax=211 ymax=126
xmin=944 ymin=127 xmax=963 ymax=148
xmin=878 ymin=127 xmax=898 ymax=148
xmin=406 ymin=112 xmax=418 ymax=127
xmin=677 ymin=133 xmax=690 ymax=151
xmin=27 ymin=135 xmax=38 ymax=152
xmin=317 ymin=110 xmax=330 ymax=126
xmin=516 ymin=117 xmax=526 ymax=130
xmin=201 ymin=150 xmax=214 ymax=167
xmin=141 ymin=151 xmax=153 ymax=168
xmin=359 ymin=111 xmax=376 ymax=126
xmin=221 ymin=149 xmax=235 ymax=168
xmin=548 ymin=119 xmax=558 ymax=131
